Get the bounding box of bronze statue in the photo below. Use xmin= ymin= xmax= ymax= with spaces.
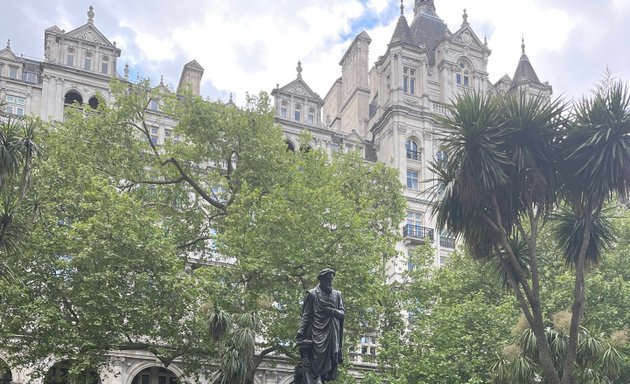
xmin=295 ymin=269 xmax=345 ymax=383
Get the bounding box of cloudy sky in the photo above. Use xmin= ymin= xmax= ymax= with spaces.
xmin=2 ymin=1 xmax=629 ymax=104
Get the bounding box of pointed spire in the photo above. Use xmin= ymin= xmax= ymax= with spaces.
xmin=513 ymin=36 xmax=541 ymax=84
xmin=462 ymin=9 xmax=468 ymax=26
xmin=390 ymin=2 xmax=413 ymax=45
xmin=296 ymin=60 xmax=302 ymax=79
xmin=414 ymin=0 xmax=436 ymax=16
xmin=5 ymin=39 xmax=10 ymax=49
xmin=87 ymin=5 xmax=95 ymax=23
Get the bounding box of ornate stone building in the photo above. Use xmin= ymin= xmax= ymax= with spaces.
xmin=0 ymin=1 xmax=551 ymax=383
xmin=272 ymin=0 xmax=550 ymax=284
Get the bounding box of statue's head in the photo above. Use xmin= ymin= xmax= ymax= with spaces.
xmin=318 ymin=268 xmax=335 ymax=293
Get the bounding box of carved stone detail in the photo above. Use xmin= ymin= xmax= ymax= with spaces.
xmin=76 ymin=29 xmax=103 ymax=44
xmin=287 ymin=84 xmax=310 ymax=97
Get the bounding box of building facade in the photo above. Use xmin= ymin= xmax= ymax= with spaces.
xmin=0 ymin=1 xmax=551 ymax=383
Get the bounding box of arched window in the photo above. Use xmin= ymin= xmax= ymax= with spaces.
xmin=294 ymin=104 xmax=302 ymax=122
xmin=456 ymin=61 xmax=470 ymax=87
xmin=88 ymin=96 xmax=99 ymax=109
xmin=286 ymin=140 xmax=295 ymax=152
xmin=406 ymin=139 xmax=421 ymax=161
xmin=131 ymin=367 xmax=177 ymax=384
xmin=64 ymin=91 xmax=83 ymax=106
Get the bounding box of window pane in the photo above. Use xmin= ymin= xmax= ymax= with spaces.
xmin=67 ymin=54 xmax=74 ymax=66
xmin=84 ymin=58 xmax=92 ymax=70
xmin=101 ymin=62 xmax=108 ymax=74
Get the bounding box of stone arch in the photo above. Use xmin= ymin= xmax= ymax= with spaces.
xmin=286 ymin=139 xmax=296 ymax=152
xmin=64 ymin=90 xmax=84 ymax=106
xmin=125 ymin=362 xmax=184 ymax=384
xmin=0 ymin=355 xmax=12 ymax=384
xmin=43 ymin=360 xmax=100 ymax=384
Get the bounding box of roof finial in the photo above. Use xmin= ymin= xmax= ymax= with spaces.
xmin=462 ymin=9 xmax=468 ymax=25
xmin=5 ymin=39 xmax=10 ymax=49
xmin=160 ymin=75 xmax=164 ymax=86
xmin=124 ymin=63 xmax=130 ymax=80
xmin=400 ymin=0 xmax=404 ymax=16
xmin=484 ymin=36 xmax=488 ymax=48
xmin=521 ymin=35 xmax=526 ymax=55
xmin=229 ymin=93 xmax=233 ymax=103
xmin=87 ymin=5 xmax=95 ymax=22
xmin=297 ymin=60 xmax=303 ymax=78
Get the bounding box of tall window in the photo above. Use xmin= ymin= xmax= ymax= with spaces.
xmin=406 ymin=169 xmax=419 ymax=190
xmin=83 ymin=52 xmax=92 ymax=71
xmin=307 ymin=107 xmax=315 ymax=125
xmin=294 ymin=104 xmax=302 ymax=122
xmin=8 ymin=66 xmax=17 ymax=79
xmin=407 ymin=211 xmax=423 ymax=227
xmin=456 ymin=62 xmax=470 ymax=87
xmin=280 ymin=101 xmax=288 ymax=118
xmin=406 ymin=139 xmax=420 ymax=161
xmin=403 ymin=66 xmax=416 ymax=95
xmin=101 ymin=56 xmax=109 ymax=75
xmin=66 ymin=49 xmax=75 ymax=66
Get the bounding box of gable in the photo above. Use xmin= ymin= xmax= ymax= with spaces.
xmin=277 ymin=78 xmax=321 ymax=103
xmin=0 ymin=48 xmax=19 ymax=61
xmin=451 ymin=26 xmax=488 ymax=52
xmin=65 ymin=23 xmax=118 ymax=51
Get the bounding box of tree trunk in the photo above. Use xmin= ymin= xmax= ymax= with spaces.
xmin=560 ymin=208 xmax=593 ymax=384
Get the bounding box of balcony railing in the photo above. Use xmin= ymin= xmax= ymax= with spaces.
xmin=403 ymin=224 xmax=434 ymax=243
xmin=440 ymin=236 xmax=456 ymax=249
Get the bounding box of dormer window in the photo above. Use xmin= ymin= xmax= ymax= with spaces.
xmin=280 ymin=100 xmax=288 ymax=119
xmin=84 ymin=52 xmax=92 ymax=70
xmin=149 ymin=99 xmax=159 ymax=111
xmin=294 ymin=104 xmax=302 ymax=122
xmin=66 ymin=48 xmax=75 ymax=66
xmin=307 ymin=107 xmax=315 ymax=125
xmin=456 ymin=62 xmax=470 ymax=87
xmin=101 ymin=56 xmax=109 ymax=75
xmin=8 ymin=66 xmax=17 ymax=79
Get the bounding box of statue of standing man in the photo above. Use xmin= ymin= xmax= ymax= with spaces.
xmin=296 ymin=269 xmax=345 ymax=383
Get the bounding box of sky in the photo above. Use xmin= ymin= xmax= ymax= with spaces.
xmin=2 ymin=0 xmax=629 ymax=104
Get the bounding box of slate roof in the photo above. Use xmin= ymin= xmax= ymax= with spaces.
xmin=389 ymin=14 xmax=413 ymax=45
xmin=408 ymin=8 xmax=448 ymax=64
xmin=513 ymin=53 xmax=541 ymax=84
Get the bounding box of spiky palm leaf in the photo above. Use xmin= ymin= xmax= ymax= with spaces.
xmin=561 ymin=81 xmax=630 ymax=204
xmin=552 ymin=206 xmax=615 ymax=267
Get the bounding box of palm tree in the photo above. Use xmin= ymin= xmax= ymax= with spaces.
xmin=555 ymin=79 xmax=630 ymax=383
xmin=431 ymin=90 xmax=566 ymax=383
xmin=0 ymin=113 xmax=42 ymax=251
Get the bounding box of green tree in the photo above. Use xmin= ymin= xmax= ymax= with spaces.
xmin=0 ymin=80 xmax=406 ymax=383
xmin=376 ymin=246 xmax=518 ymax=384
xmin=432 ymin=80 xmax=630 ymax=383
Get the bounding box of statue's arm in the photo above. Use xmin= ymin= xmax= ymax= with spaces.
xmin=332 ymin=292 xmax=345 ymax=320
xmin=297 ymin=292 xmax=314 ymax=340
